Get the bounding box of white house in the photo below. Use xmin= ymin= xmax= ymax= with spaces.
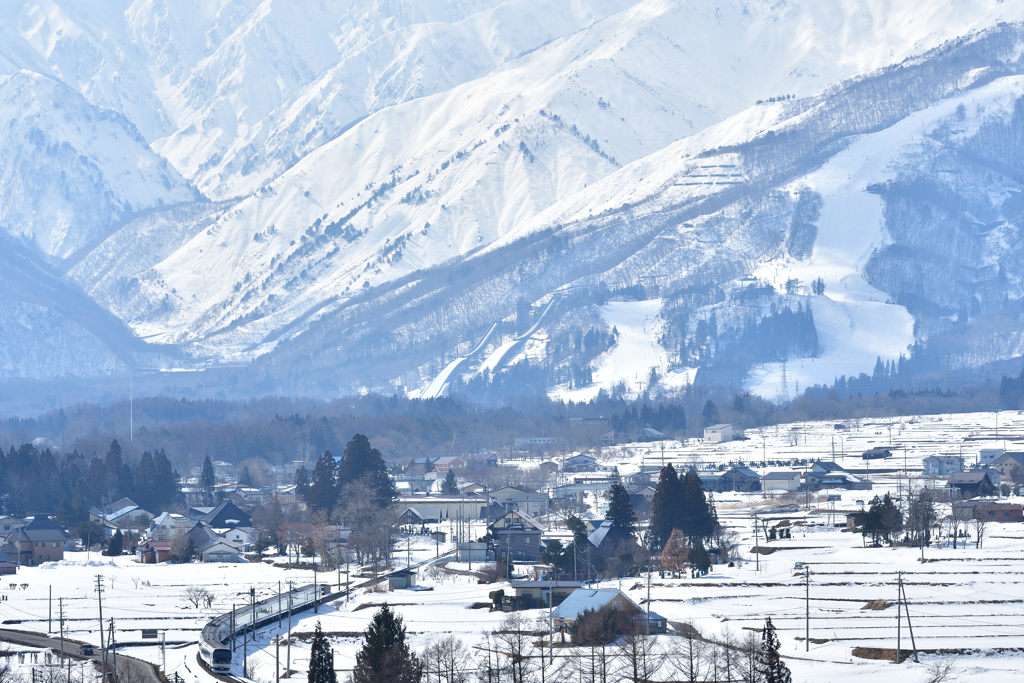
xmin=490 ymin=486 xmax=549 ymax=517
xmin=761 ymin=471 xmax=802 ymax=493
xmin=149 ymin=513 xmax=191 ymax=542
xmin=704 ymin=424 xmax=733 ymax=443
xmin=923 ymin=455 xmax=964 ymax=477
xmin=979 ymin=449 xmax=1004 ymax=465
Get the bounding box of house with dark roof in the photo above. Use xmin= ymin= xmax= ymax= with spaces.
xmin=587 ymin=521 xmax=634 ymax=551
xmin=862 ymin=447 xmax=893 ymax=460
xmin=187 ymin=522 xmax=242 ymax=562
xmin=200 ymin=501 xmax=253 ymax=529
xmin=946 ymin=471 xmax=996 ymax=497
xmin=804 ymin=462 xmax=872 ymax=491
xmin=489 ymin=510 xmax=545 ymax=563
xmin=1 ymin=516 xmax=71 ymax=566
xmin=0 ymin=549 xmax=16 ymax=574
xmin=709 ymin=467 xmax=761 ymax=493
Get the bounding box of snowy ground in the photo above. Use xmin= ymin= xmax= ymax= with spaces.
xmin=3 ymin=411 xmax=1024 ymax=682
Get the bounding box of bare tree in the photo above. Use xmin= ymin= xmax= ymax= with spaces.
xmin=671 ymin=622 xmax=708 ymax=683
xmin=737 ymin=630 xmax=762 ymax=683
xmin=115 ymin=659 xmax=152 ymax=683
xmin=492 ymin=612 xmax=534 ymax=683
xmin=974 ymin=516 xmax=987 ymax=549
xmin=717 ymin=627 xmax=740 ymax=683
xmin=922 ymin=659 xmax=961 ymax=683
xmin=0 ymin=645 xmax=23 ymax=683
xmin=423 ymin=635 xmax=472 ymax=683
xmin=616 ymin=622 xmax=662 ymax=683
xmin=183 ymin=586 xmax=212 ymax=609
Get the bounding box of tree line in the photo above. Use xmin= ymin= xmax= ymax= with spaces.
xmin=0 ymin=439 xmax=182 ymax=524
xmin=314 ymin=604 xmax=793 ymax=683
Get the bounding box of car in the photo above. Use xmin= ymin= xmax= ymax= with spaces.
xmin=79 ymin=644 xmax=93 ymax=656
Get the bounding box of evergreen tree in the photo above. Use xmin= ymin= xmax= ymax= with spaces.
xmin=200 ymin=456 xmax=216 ymax=505
xmin=688 ymin=537 xmax=710 ymax=574
xmin=701 ymin=400 xmax=721 ymax=427
xmin=648 ymin=464 xmax=683 ymax=550
xmin=679 ymin=469 xmax=718 ymax=540
xmin=307 ymin=451 xmax=339 ymax=515
xmin=605 ymin=482 xmax=637 ymax=536
xmin=565 ymin=514 xmax=590 ymax=550
xmin=295 ymin=465 xmax=311 ymax=498
xmin=758 ymin=617 xmax=792 ymax=683
xmin=153 ymin=450 xmax=181 ymax=511
xmin=441 ymin=470 xmax=458 ymax=495
xmin=308 ymin=621 xmax=338 ymax=683
xmin=108 ymin=529 xmax=124 ymax=557
xmin=239 ymin=466 xmax=254 ymax=487
xmin=337 ymin=434 xmax=397 ymax=508
xmin=135 ymin=451 xmax=157 ymax=511
xmin=352 ymin=605 xmax=422 ymax=683
xmin=71 ymin=478 xmax=90 ymax=524
xmin=54 ymin=495 xmax=73 ymax=529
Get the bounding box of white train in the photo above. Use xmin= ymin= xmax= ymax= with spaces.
xmin=198 ymin=583 xmax=327 ymax=674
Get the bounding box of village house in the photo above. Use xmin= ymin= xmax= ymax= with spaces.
xmin=490 ymin=486 xmax=549 ymax=517
xmin=200 ymin=501 xmax=253 ymax=529
xmin=952 ymin=500 xmax=1023 ymax=523
xmin=761 ymin=471 xmax=802 ymax=493
xmin=0 ymin=549 xmax=16 ymax=575
xmin=490 ymin=510 xmax=545 ymax=564
xmin=703 ymin=424 xmax=733 ymax=443
xmin=804 ymin=461 xmax=872 ymax=491
xmin=709 ymin=467 xmax=761 ymax=493
xmin=508 ymin=580 xmax=582 ymax=609
xmin=0 ymin=517 xmax=26 ymax=535
xmin=433 ymin=456 xmax=467 ymax=474
xmin=149 ymin=512 xmax=192 ymax=541
xmin=136 ymin=539 xmax=172 ymax=564
xmin=560 ymin=453 xmax=598 ymax=472
xmin=922 ymin=455 xmax=964 ymax=477
xmin=551 ymin=588 xmax=667 ymax=634
xmin=946 ymin=471 xmax=996 ymax=497
xmin=991 ymin=452 xmax=1024 ymax=480
xmin=1 ymin=516 xmax=71 ymax=566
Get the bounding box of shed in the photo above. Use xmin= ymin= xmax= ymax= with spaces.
xmin=389 ymin=569 xmax=417 ymax=590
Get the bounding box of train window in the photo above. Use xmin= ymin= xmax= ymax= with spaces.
xmin=213 ymin=649 xmax=231 ymax=665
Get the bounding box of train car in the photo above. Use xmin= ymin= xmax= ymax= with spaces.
xmin=199 ymin=635 xmax=232 ymax=672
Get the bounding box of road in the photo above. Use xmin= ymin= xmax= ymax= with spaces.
xmin=0 ymin=627 xmax=163 ymax=683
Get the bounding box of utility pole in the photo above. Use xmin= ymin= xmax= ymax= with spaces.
xmin=804 ymin=565 xmax=810 ymax=652
xmin=896 ymin=573 xmax=902 ymax=665
xmin=897 ymin=573 xmax=919 ymax=663
xmin=109 ymin=618 xmax=117 ymax=683
xmin=753 ymin=510 xmax=759 ymax=571
xmin=58 ymin=598 xmax=65 ymax=669
xmin=95 ymin=575 xmax=107 ymax=677
xmin=276 ymin=637 xmax=281 ymax=683
xmin=287 ymin=580 xmax=294 ymax=677
xmin=160 ymin=630 xmax=166 ymax=674
xmin=278 ymin=581 xmax=282 ymax=628
xmin=48 ymin=585 xmax=52 ymax=633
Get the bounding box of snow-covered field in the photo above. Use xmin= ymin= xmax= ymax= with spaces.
xmin=3 ymin=411 xmax=1024 ymax=682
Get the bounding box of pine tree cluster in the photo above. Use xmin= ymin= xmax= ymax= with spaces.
xmin=648 ymin=464 xmax=719 ymax=551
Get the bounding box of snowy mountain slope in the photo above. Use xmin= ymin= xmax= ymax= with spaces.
xmin=248 ymin=24 xmax=1024 ymax=396
xmin=0 ymin=70 xmax=200 ymax=258
xmin=87 ymin=0 xmax=1024 ymax=357
xmin=3 ymin=1 xmax=1024 ymax=391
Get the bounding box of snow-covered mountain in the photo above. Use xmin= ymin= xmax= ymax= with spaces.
xmin=3 ymin=0 xmax=1024 ymax=398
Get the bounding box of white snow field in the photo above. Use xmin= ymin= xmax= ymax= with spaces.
xmin=4 ymin=411 xmax=1024 ymax=681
